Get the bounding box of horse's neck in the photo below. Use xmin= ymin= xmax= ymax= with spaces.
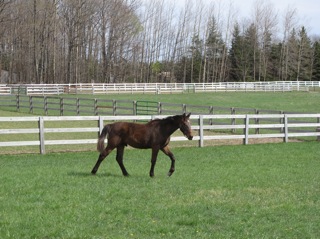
xmin=161 ymin=120 xmax=179 ymax=136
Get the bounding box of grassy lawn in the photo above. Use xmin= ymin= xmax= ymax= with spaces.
xmin=1 ymin=142 xmax=319 ymax=238
xmin=1 ymin=91 xmax=320 ymax=115
xmin=63 ymin=91 xmax=320 ymax=113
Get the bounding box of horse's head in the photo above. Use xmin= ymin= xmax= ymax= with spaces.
xmin=179 ymin=113 xmax=193 ymax=140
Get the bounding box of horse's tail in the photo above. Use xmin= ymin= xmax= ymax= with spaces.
xmin=97 ymin=124 xmax=111 ymax=153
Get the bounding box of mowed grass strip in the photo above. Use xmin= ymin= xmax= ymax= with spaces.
xmin=1 ymin=142 xmax=319 ymax=238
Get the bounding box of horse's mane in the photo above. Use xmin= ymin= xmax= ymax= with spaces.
xmin=147 ymin=115 xmax=180 ymax=125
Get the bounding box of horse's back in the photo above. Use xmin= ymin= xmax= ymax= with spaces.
xmin=110 ymin=122 xmax=147 ymax=135
xmin=108 ymin=121 xmax=152 ymax=148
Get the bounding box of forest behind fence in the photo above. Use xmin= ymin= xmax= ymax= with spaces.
xmin=1 ymin=0 xmax=320 ymax=85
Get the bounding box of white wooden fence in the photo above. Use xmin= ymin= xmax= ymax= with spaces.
xmin=0 ymin=84 xmax=11 ymax=94
xmin=1 ymin=81 xmax=319 ymax=95
xmin=0 ymin=114 xmax=319 ymax=154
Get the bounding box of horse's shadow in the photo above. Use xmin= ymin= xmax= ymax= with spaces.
xmin=68 ymin=171 xmax=124 ymax=178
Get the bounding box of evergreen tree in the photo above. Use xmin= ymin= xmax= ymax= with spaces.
xmin=229 ymin=22 xmax=257 ymax=82
xmin=312 ymin=41 xmax=320 ymax=81
xmin=205 ymin=16 xmax=224 ymax=82
xmin=269 ymin=43 xmax=282 ymax=80
xmin=261 ymin=29 xmax=273 ymax=81
xmin=297 ymin=26 xmax=313 ymax=81
xmin=190 ymin=34 xmax=203 ymax=83
xmin=244 ymin=23 xmax=259 ymax=81
xmin=229 ymin=22 xmax=244 ymax=81
xmin=175 ymin=34 xmax=203 ymax=83
xmin=287 ymin=28 xmax=299 ymax=81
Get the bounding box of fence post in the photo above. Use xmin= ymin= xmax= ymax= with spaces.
xmin=284 ymin=114 xmax=288 ymax=143
xmin=157 ymin=102 xmax=161 ymax=115
xmin=38 ymin=117 xmax=45 ymax=154
xmin=44 ymin=96 xmax=48 ymax=115
xmin=231 ymin=107 xmax=235 ymax=133
xmin=76 ymin=98 xmax=80 ymax=115
xmin=60 ymin=98 xmax=64 ymax=116
xmin=317 ymin=128 xmax=320 ymax=141
xmin=280 ymin=110 xmax=284 ymax=133
xmin=29 ymin=96 xmax=33 ymax=114
xmin=112 ymin=100 xmax=116 ymax=116
xmin=133 ymin=100 xmax=137 ymax=115
xmin=94 ymin=99 xmax=98 ymax=115
xmin=209 ymin=106 xmax=213 ymax=125
xmin=198 ymin=115 xmax=204 ymax=147
xmin=244 ymin=115 xmax=249 ymax=145
xmin=16 ymin=94 xmax=20 ymax=112
xmin=182 ymin=104 xmax=186 ymax=113
xmin=255 ymin=109 xmax=260 ymax=134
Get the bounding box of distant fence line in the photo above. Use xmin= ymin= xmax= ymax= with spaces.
xmin=1 ymin=81 xmax=320 ymax=95
xmin=0 ymin=94 xmax=310 ymax=117
xmin=0 ymin=114 xmax=319 ymax=154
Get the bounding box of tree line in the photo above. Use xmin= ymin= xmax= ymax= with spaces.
xmin=0 ymin=0 xmax=319 ymax=84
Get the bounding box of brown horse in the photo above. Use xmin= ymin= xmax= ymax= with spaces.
xmin=91 ymin=113 xmax=193 ymax=177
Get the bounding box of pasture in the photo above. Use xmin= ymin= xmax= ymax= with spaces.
xmin=1 ymin=91 xmax=320 ymax=116
xmin=1 ymin=142 xmax=319 ymax=238
xmin=68 ymin=91 xmax=320 ymax=113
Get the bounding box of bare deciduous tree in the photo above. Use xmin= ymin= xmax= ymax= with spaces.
xmin=0 ymin=0 xmax=316 ymax=84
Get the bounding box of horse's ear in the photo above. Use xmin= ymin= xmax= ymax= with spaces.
xmin=182 ymin=113 xmax=191 ymax=119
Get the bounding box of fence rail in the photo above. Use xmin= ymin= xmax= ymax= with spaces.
xmin=1 ymin=81 xmax=319 ymax=95
xmin=0 ymin=114 xmax=319 ymax=154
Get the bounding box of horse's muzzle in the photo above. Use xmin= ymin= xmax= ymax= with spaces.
xmin=188 ymin=135 xmax=193 ymax=140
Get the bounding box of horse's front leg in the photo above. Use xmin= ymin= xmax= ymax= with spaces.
xmin=149 ymin=147 xmax=160 ymax=177
xmin=161 ymin=146 xmax=176 ymax=176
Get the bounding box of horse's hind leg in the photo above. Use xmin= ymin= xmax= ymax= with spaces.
xmin=91 ymin=146 xmax=114 ymax=174
xmin=116 ymin=145 xmax=129 ymax=176
xmin=161 ymin=146 xmax=176 ymax=176
xmin=149 ymin=147 xmax=160 ymax=177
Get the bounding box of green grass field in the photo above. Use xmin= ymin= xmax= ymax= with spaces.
xmin=54 ymin=91 xmax=320 ymax=113
xmin=1 ymin=92 xmax=319 ymax=238
xmin=1 ymin=142 xmax=319 ymax=238
xmin=1 ymin=91 xmax=320 ymax=115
